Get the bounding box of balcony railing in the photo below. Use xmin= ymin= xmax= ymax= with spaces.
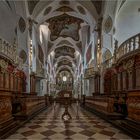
xmin=0 ymin=37 xmax=23 ymax=66
xmin=116 ymin=33 xmax=140 ymax=59
xmin=102 ymin=33 xmax=140 ymax=69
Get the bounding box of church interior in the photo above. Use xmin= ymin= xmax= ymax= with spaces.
xmin=0 ymin=0 xmax=140 ymax=139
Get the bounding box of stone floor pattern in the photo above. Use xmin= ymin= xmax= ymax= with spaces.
xmin=8 ymin=104 xmax=132 ymax=140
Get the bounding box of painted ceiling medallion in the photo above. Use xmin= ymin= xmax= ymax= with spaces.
xmin=46 ymin=14 xmax=83 ymax=41
xmin=56 ymin=6 xmax=74 ymax=12
xmin=19 ymin=50 xmax=27 ymax=63
xmin=59 ymin=0 xmax=70 ymax=5
xmin=44 ymin=6 xmax=52 ymax=15
xmin=55 ymin=46 xmax=75 ymax=58
xmin=19 ymin=17 xmax=26 ymax=33
xmin=77 ymin=6 xmax=86 ymax=15
xmin=104 ymin=16 xmax=113 ymax=33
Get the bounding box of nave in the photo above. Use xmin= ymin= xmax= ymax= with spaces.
xmin=8 ymin=104 xmax=131 ymax=140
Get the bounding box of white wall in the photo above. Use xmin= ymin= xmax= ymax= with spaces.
xmin=0 ymin=1 xmax=17 ymax=43
xmin=114 ymin=0 xmax=140 ymax=45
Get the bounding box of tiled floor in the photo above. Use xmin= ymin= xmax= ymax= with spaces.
xmin=7 ymin=104 xmax=132 ymax=140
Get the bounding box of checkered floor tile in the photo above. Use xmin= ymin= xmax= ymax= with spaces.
xmin=7 ymin=104 xmax=132 ymax=140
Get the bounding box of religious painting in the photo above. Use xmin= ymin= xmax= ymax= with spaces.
xmin=86 ymin=43 xmax=92 ymax=64
xmin=38 ymin=44 xmax=44 ymax=64
xmin=19 ymin=50 xmax=27 ymax=64
xmin=104 ymin=16 xmax=113 ymax=33
xmin=46 ymin=14 xmax=83 ymax=41
xmin=55 ymin=46 xmax=75 ymax=58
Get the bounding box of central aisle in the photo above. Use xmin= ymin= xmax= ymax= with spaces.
xmin=8 ymin=104 xmax=131 ymax=140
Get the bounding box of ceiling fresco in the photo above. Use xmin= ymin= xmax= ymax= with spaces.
xmin=56 ymin=40 xmax=73 ymax=46
xmin=55 ymin=6 xmax=74 ymax=12
xmin=55 ymin=46 xmax=75 ymax=58
xmin=59 ymin=0 xmax=70 ymax=5
xmin=46 ymin=14 xmax=84 ymax=41
xmin=57 ymin=59 xmax=72 ymax=68
xmin=28 ymin=0 xmax=101 ymax=78
xmin=59 ymin=68 xmax=71 ymax=74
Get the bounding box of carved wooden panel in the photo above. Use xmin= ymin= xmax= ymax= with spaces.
xmin=128 ymin=72 xmax=133 ymax=90
xmin=118 ymin=73 xmax=121 ymax=91
xmin=136 ymin=68 xmax=140 ymax=89
xmin=0 ymin=94 xmax=12 ymax=122
xmin=0 ymin=72 xmax=4 ymax=89
xmin=127 ymin=91 xmax=140 ymax=121
xmin=122 ymin=71 xmax=126 ymax=90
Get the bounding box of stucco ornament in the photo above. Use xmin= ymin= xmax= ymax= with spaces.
xmin=104 ymin=16 xmax=113 ymax=33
